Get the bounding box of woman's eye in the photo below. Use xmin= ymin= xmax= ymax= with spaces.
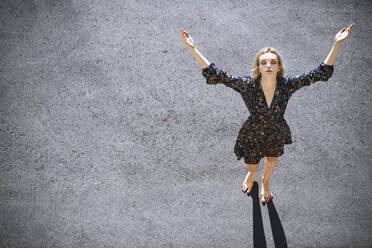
xmin=271 ymin=61 xmax=277 ymax=64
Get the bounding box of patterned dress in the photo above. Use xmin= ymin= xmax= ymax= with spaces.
xmin=202 ymin=62 xmax=334 ymax=164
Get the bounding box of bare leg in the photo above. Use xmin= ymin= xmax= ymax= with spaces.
xmin=260 ymin=157 xmax=278 ymax=203
xmin=242 ymin=162 xmax=260 ymax=194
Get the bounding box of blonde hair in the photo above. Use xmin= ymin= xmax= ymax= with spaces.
xmin=251 ymin=47 xmax=285 ymax=79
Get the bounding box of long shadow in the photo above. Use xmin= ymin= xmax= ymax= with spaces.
xmin=248 ymin=181 xmax=288 ymax=248
xmin=249 ymin=181 xmax=267 ymax=247
xmin=266 ymin=199 xmax=287 ymax=247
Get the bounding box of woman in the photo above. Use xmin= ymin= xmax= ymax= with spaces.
xmin=180 ymin=24 xmax=354 ymax=205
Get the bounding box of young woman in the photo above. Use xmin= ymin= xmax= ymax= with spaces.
xmin=180 ymin=24 xmax=354 ymax=205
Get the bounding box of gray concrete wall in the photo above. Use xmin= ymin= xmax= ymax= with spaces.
xmin=1 ymin=0 xmax=371 ymax=247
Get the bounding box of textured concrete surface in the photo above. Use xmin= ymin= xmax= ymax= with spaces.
xmin=1 ymin=0 xmax=371 ymax=247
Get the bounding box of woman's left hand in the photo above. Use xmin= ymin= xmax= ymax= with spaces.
xmin=334 ymin=23 xmax=354 ymax=44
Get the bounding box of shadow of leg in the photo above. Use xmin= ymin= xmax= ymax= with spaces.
xmin=250 ymin=181 xmax=267 ymax=247
xmin=267 ymin=201 xmax=288 ymax=247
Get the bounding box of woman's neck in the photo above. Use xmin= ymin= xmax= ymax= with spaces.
xmin=260 ymin=74 xmax=277 ymax=86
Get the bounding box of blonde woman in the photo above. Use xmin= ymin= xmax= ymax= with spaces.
xmin=180 ymin=24 xmax=354 ymax=205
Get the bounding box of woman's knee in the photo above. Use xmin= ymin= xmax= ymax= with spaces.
xmin=266 ymin=157 xmax=278 ymax=163
xmin=246 ymin=162 xmax=260 ymax=171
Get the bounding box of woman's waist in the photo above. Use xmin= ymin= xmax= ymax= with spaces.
xmin=247 ymin=113 xmax=285 ymax=122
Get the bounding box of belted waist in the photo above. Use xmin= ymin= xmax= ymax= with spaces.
xmin=249 ymin=114 xmax=264 ymax=120
xmin=248 ymin=114 xmax=285 ymax=121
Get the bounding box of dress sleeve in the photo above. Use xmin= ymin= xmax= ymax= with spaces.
xmin=202 ymin=63 xmax=248 ymax=94
xmin=286 ymin=62 xmax=334 ymax=94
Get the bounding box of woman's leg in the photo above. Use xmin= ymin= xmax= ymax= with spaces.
xmin=261 ymin=157 xmax=278 ymax=202
xmin=242 ymin=162 xmax=260 ymax=193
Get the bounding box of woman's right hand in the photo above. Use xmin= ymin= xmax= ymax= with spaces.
xmin=180 ymin=29 xmax=195 ymax=49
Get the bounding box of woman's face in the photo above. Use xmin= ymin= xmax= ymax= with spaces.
xmin=258 ymin=52 xmax=281 ymax=76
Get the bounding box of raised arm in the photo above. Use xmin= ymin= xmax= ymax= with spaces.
xmin=181 ymin=29 xmax=210 ymax=68
xmin=181 ymin=29 xmax=248 ymax=94
xmin=286 ymin=24 xmax=354 ymax=94
xmin=201 ymin=63 xmax=249 ymax=94
xmin=324 ymin=23 xmax=354 ymax=65
xmin=286 ymin=63 xmax=335 ymax=94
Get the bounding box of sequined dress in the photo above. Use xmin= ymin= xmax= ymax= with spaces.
xmin=201 ymin=62 xmax=334 ymax=164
